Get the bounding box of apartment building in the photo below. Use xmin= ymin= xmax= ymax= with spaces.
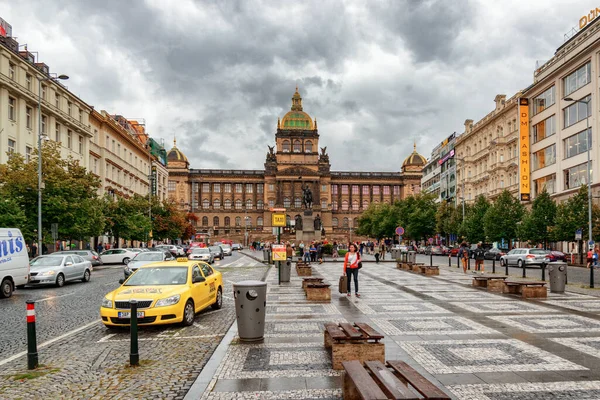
xmin=0 ymin=34 xmax=92 ymax=168
xmin=421 ymin=144 xmax=441 ymax=200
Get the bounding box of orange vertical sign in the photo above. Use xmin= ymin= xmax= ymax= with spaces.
xmin=519 ymin=98 xmax=531 ymax=201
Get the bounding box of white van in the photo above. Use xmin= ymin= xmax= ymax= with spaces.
xmin=0 ymin=228 xmax=30 ymax=298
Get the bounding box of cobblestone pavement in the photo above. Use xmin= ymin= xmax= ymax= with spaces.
xmin=200 ymin=260 xmax=600 ymax=400
xmin=0 ymin=259 xmax=268 ymax=400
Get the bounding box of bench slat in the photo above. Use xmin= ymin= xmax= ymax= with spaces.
xmin=325 ymin=323 xmax=347 ymax=341
xmin=387 ymin=360 xmax=450 ymax=400
xmin=504 ymin=281 xmax=546 ymax=286
xmin=343 ymin=360 xmax=388 ymax=400
xmin=355 ymin=322 xmax=384 ymax=340
xmin=339 ymin=322 xmax=363 ymax=339
xmin=365 ymin=361 xmax=419 ymax=399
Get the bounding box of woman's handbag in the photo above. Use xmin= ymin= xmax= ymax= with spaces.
xmin=357 ymin=261 xmax=363 ymax=269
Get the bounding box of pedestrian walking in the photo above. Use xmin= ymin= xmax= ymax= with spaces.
xmin=332 ymin=241 xmax=339 ymax=261
xmin=459 ymin=242 xmax=469 ymax=273
xmin=379 ymin=242 xmax=386 ymax=261
xmin=309 ymin=243 xmax=317 ymax=262
xmin=588 ymin=248 xmax=594 ymax=268
xmin=286 ymin=242 xmax=293 ymax=260
xmin=475 ymin=243 xmax=485 ymax=273
xmin=344 ymin=243 xmax=361 ymax=297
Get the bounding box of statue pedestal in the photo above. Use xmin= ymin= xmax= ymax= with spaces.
xmin=296 ymin=210 xmax=321 ymax=242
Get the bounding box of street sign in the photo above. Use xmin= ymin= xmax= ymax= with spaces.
xmin=271 ymin=244 xmax=286 ymax=261
xmin=272 ymin=213 xmax=286 ymax=227
xmin=590 ymin=240 xmax=595 ymax=246
xmin=576 ymin=229 xmax=583 ymax=240
xmin=395 ymin=226 xmax=405 ymax=236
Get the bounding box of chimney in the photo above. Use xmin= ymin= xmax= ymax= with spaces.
xmin=494 ymin=94 xmax=507 ymax=111
xmin=464 ymin=119 xmax=473 ymax=133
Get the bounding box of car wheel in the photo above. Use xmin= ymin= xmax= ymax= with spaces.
xmin=82 ymin=269 xmax=91 ymax=282
xmin=122 ymin=257 xmax=130 ymax=265
xmin=182 ymin=299 xmax=195 ymax=326
xmin=517 ymin=259 xmax=523 ymax=268
xmin=212 ymin=287 xmax=223 ymax=310
xmin=500 ymin=259 xmax=505 ymax=267
xmin=0 ymin=278 xmax=13 ymax=298
xmin=55 ymin=273 xmax=65 ymax=288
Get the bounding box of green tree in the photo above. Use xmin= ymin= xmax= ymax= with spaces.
xmin=483 ymin=190 xmax=524 ymax=247
xmin=554 ymin=185 xmax=590 ymax=242
xmin=356 ymin=203 xmax=398 ymax=240
xmin=0 ymin=198 xmax=27 ymax=228
xmin=449 ymin=203 xmax=468 ymax=239
xmin=400 ymin=193 xmax=437 ymax=241
xmin=435 ymin=200 xmax=453 ymax=239
xmin=106 ymin=195 xmax=152 ymax=244
xmin=151 ymin=199 xmax=187 ymax=241
xmin=463 ymin=195 xmax=490 ymax=244
xmin=519 ymin=189 xmax=557 ymax=247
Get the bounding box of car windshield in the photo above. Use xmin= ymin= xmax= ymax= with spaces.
xmin=125 ymin=267 xmax=188 ymax=286
xmin=530 ymin=249 xmax=550 ymax=255
xmin=222 ymin=245 xmax=231 ymax=249
xmin=192 ymin=248 xmax=210 ymax=254
xmin=209 ymin=246 xmax=220 ymax=252
xmin=133 ymin=253 xmax=164 ymax=261
xmin=31 ymin=256 xmax=63 ymax=267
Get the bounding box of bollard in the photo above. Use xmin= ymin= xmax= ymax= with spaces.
xmin=430 ymin=252 xmax=433 ymax=267
xmin=26 ymin=300 xmax=38 ymax=370
xmin=130 ymin=300 xmax=139 ymax=366
xmin=541 ymin=263 xmax=546 ymax=281
xmin=492 ymin=258 xmax=496 ymax=274
xmin=467 ymin=256 xmax=471 ymax=270
xmin=522 ymin=263 xmax=526 ymax=278
xmin=448 ymin=255 xmax=451 ymax=267
xmin=591 ymin=264 xmax=595 ymax=289
xmin=456 ymin=255 xmax=460 ymax=268
xmin=505 ymin=261 xmax=508 ymax=276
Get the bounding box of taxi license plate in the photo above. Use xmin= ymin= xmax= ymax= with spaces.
xmin=118 ymin=311 xmax=145 ymax=319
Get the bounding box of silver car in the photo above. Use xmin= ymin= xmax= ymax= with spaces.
xmin=54 ymin=250 xmax=103 ymax=266
xmin=500 ymin=248 xmax=550 ymax=268
xmin=188 ymin=247 xmax=214 ymax=263
xmin=221 ymin=244 xmax=233 ymax=256
xmin=124 ymin=251 xmax=175 ymax=278
xmin=27 ymin=255 xmax=92 ymax=287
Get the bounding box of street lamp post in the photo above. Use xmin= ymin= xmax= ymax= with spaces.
xmin=37 ymin=74 xmax=68 ymax=255
xmin=566 ymin=96 xmax=593 ymax=287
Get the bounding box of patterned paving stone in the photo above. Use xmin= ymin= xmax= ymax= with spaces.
xmin=266 ymin=304 xmax=341 ymax=318
xmin=449 ymin=301 xmax=554 ymax=314
xmin=543 ymin=299 xmax=600 ymax=313
xmin=352 ymin=301 xmax=451 ymax=315
xmin=400 ymin=339 xmax=587 ymax=374
xmin=420 ymin=291 xmax=503 ymax=301
xmin=550 ymin=337 xmax=600 ymax=360
xmin=202 ymin=389 xmax=342 ymax=399
xmin=372 ymin=316 xmax=497 ymax=335
xmin=404 ymin=284 xmax=465 ymax=292
xmin=264 ymin=318 xmax=347 ymax=337
xmin=489 ymin=314 xmax=600 ymax=333
xmin=448 ymin=380 xmax=600 ymax=399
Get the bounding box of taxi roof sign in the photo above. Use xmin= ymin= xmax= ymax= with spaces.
xmin=177 ymin=257 xmax=189 ymax=262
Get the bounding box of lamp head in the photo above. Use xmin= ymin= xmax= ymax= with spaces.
xmin=564 ymin=97 xmax=574 ymax=102
xmin=57 ymin=75 xmax=69 ymax=80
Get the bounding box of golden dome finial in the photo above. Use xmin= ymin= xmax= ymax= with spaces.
xmin=174 ymin=137 xmax=177 ymax=147
xmin=414 ymin=141 xmax=416 ymax=151
xmin=277 ymin=117 xmax=280 ymax=129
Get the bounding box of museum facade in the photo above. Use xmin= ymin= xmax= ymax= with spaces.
xmin=166 ymin=88 xmax=425 ymax=244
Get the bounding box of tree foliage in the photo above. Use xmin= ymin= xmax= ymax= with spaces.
xmin=520 ymin=189 xmax=557 ymax=245
xmin=463 ymin=195 xmax=490 ymax=244
xmin=483 ymin=190 xmax=524 ymax=244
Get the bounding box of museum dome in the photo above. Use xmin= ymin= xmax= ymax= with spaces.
xmin=167 ymin=139 xmax=188 ymax=163
xmin=402 ymin=143 xmax=427 ymax=168
xmin=280 ymin=87 xmax=315 ymax=130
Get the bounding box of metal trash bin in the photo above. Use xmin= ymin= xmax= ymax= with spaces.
xmin=390 ymin=249 xmax=398 ymax=259
xmin=233 ymin=280 xmax=267 ymax=341
xmin=548 ymin=262 xmax=567 ymax=293
xmin=407 ymin=251 xmax=417 ymax=264
xmin=400 ymin=252 xmax=408 ymax=263
xmin=263 ymin=249 xmax=271 ymax=262
xmin=280 ymin=261 xmax=291 ymax=282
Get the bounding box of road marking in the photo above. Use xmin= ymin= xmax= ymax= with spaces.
xmin=36 ymin=292 xmax=77 ymax=303
xmin=96 ymin=334 xmax=221 ymax=343
xmin=98 ymin=333 xmax=117 ymax=343
xmin=0 ymin=319 xmax=100 ymax=367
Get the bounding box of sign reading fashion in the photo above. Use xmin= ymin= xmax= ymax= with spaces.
xmin=151 ymin=166 xmax=157 ymax=196
xmin=519 ymin=98 xmax=530 ymax=201
xmin=438 ymin=149 xmax=455 ymax=165
xmin=580 ymin=8 xmax=600 ymax=29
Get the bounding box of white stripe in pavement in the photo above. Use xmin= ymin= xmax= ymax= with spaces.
xmin=0 ymin=319 xmax=100 ymax=367
xmin=98 ymin=333 xmax=116 ymax=343
xmin=96 ymin=334 xmax=221 ymax=343
xmin=36 ymin=292 xmax=77 ymax=303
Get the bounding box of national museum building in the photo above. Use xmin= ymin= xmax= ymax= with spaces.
xmin=166 ymin=88 xmax=425 ymax=243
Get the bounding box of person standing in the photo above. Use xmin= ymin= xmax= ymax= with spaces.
xmin=459 ymin=242 xmax=469 ymax=273
xmin=31 ymin=242 xmax=38 ymax=258
xmin=588 ymin=247 xmax=594 ymax=268
xmin=332 ymin=241 xmax=339 ymax=261
xmin=475 ymin=243 xmax=485 ymax=273
xmin=379 ymin=242 xmax=386 ymax=261
xmin=286 ymin=242 xmax=293 ymax=260
xmin=344 ymin=243 xmax=361 ymax=297
xmin=309 ymin=243 xmax=317 ymax=262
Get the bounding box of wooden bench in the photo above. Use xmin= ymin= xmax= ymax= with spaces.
xmin=302 ymin=277 xmax=324 ymax=290
xmin=306 ymin=283 xmax=331 ymax=301
xmin=343 ymin=360 xmax=450 ymax=400
xmin=324 ymin=322 xmax=385 ymax=370
xmin=502 ymin=280 xmax=547 ymax=298
xmin=419 ymin=265 xmax=439 ymax=276
xmin=472 ymin=275 xmax=508 ymax=292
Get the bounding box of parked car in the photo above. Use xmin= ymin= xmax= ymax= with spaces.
xmin=449 ymin=247 xmax=460 ymax=257
xmin=209 ymin=245 xmax=224 ymax=260
xmin=426 ymin=246 xmax=445 ymax=256
xmin=124 ymin=251 xmax=175 ymax=278
xmin=546 ymin=251 xmax=567 ymax=262
xmin=188 ymin=248 xmax=214 ymax=263
xmin=155 ymin=245 xmax=179 ymax=256
xmin=175 ymin=246 xmax=186 ymax=256
xmin=0 ymin=228 xmax=30 ymax=298
xmin=28 ymin=254 xmax=92 ymax=287
xmin=483 ymin=247 xmax=506 ymax=260
xmin=417 ymin=245 xmax=427 ymax=254
xmin=100 ymin=248 xmax=140 ymax=265
xmin=231 ymin=243 xmax=243 ymax=251
xmin=220 ymin=244 xmax=233 ymax=256
xmin=54 ymin=250 xmax=103 ymax=267
xmin=500 ymin=248 xmax=551 ymax=267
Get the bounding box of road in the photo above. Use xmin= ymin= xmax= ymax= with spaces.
xmin=0 ymin=250 xmax=262 ymax=362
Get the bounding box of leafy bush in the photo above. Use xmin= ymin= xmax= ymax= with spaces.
xmin=338 ymin=249 xmax=348 ymax=257
xmin=322 ymin=244 xmax=333 ymax=255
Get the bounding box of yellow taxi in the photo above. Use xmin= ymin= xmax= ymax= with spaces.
xmin=100 ymin=258 xmax=223 ymax=327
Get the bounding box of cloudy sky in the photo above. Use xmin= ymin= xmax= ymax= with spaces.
xmin=1 ymin=0 xmax=594 ymax=171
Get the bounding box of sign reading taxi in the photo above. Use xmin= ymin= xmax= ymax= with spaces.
xmin=272 ymin=213 xmax=286 ymax=227
xmin=271 ymin=244 xmax=286 ymax=261
xmin=519 ymin=98 xmax=531 ymax=202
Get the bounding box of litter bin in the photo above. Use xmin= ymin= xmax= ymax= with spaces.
xmin=263 ymin=249 xmax=271 ymax=262
xmin=280 ymin=261 xmax=291 ymax=282
xmin=548 ymin=262 xmax=567 ymax=293
xmin=407 ymin=251 xmax=417 ymax=264
xmin=390 ymin=249 xmax=398 ymax=259
xmin=400 ymin=252 xmax=408 ymax=263
xmin=233 ymin=280 xmax=267 ymax=341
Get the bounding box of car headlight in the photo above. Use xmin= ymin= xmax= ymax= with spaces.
xmin=101 ymin=298 xmax=113 ymax=308
xmin=155 ymin=294 xmax=181 ymax=307
xmin=38 ymin=270 xmax=56 ymax=276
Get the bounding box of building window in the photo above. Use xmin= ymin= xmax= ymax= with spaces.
xmin=25 ymin=146 xmax=32 ymax=163
xmin=565 ymin=163 xmax=591 ymax=189
xmin=321 ymin=184 xmax=327 ymax=192
xmin=321 ymin=200 xmax=327 ymax=209
xmin=362 ymin=200 xmax=369 ymax=209
xmin=78 ymin=109 xmax=83 ymax=123
xmin=268 ymin=199 xmax=275 ymax=208
xmin=235 ymin=199 xmax=243 ymax=210
xmin=26 ymin=107 xmax=32 ymax=129
xmin=78 ymin=135 xmax=83 ymax=154
xmin=564 ymin=128 xmax=592 ymax=159
xmin=533 ymin=86 xmax=555 ymax=115
xmin=343 ymin=218 xmax=349 ymax=228
xmin=213 ymin=216 xmax=219 ymax=227
xmin=168 ymin=181 xmax=176 ymax=191
xmin=8 ymin=97 xmax=15 ymax=120
xmin=294 ymin=197 xmax=302 ymax=208
xmin=362 ymin=186 xmax=370 ymax=195
xmin=533 ymin=115 xmax=556 ymax=143
xmin=564 ymin=62 xmax=591 ymax=96
xmin=564 ymin=95 xmax=591 ymax=128
xmin=235 ymin=183 xmax=243 ymax=193
xmin=55 ymin=123 xmax=61 ymax=142
xmin=282 ymin=140 xmax=290 ymax=152
xmin=305 ymin=140 xmax=313 ymax=153
xmin=351 ymin=185 xmax=359 ymax=195
xmin=331 ymin=185 xmax=338 ymax=195
xmin=532 ymin=144 xmax=556 ymax=170
xmin=8 ymin=62 xmax=15 ymax=80
xmin=202 ymin=216 xmax=208 ymax=226
xmin=224 ymin=199 xmax=232 ymax=209
xmin=41 ymin=84 xmax=47 ymax=100
xmin=55 ymin=93 xmax=60 ymax=108
xmin=257 ymin=184 xmax=264 ymax=193
xmin=342 ymin=200 xmax=349 ymax=211
xmin=341 ymin=185 xmax=348 ymax=194
xmin=214 ymin=183 xmax=221 ymax=193
xmin=93 ymin=158 xmax=98 ymax=174
xmin=383 ymin=186 xmax=390 ymax=195
xmin=283 ymin=197 xmax=291 ymax=208
xmin=332 ymin=201 xmax=338 ymax=211
xmin=535 ymin=174 xmax=556 ymax=195
xmin=246 ymin=199 xmax=252 ymax=210
xmin=224 ymin=217 xmax=231 ymax=227
xmin=293 ymin=140 xmax=301 ymax=152
xmin=246 ymin=183 xmax=253 ymax=193
xmin=373 ymin=185 xmax=380 ymax=195
xmin=257 ymin=217 xmax=263 ymax=226
xmin=352 ymin=200 xmax=359 ymax=211
xmin=257 ymin=200 xmax=264 ymax=210
xmin=26 ymin=74 xmax=32 ymax=90
xmin=332 ymin=218 xmax=338 ymax=227
xmin=202 ymin=183 xmax=210 ymax=193
xmin=202 ymin=199 xmax=210 ymax=209
xmin=213 ymin=199 xmax=221 ymax=209
xmin=268 ymin=184 xmax=274 ymax=192
xmin=235 ymin=217 xmax=241 ymax=227
xmin=41 ymin=115 xmax=47 ymax=134
xmin=7 ymin=139 xmax=15 ymax=155
xmin=67 ymin=130 xmax=72 ymax=149
xmin=224 ymin=183 xmax=232 ymax=193
xmin=67 ymin=101 xmax=72 ymax=116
